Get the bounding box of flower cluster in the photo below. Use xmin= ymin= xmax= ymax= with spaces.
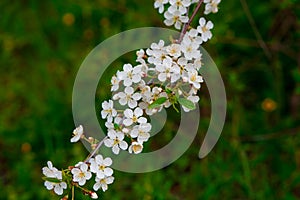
xmin=42 ymin=161 xmax=67 ymax=195
xmin=42 ymin=0 xmax=221 ymax=199
xmin=154 ymin=0 xmax=221 ymax=29
xmin=42 ymin=152 xmax=114 ymax=198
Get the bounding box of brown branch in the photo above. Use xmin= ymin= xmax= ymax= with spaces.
xmin=179 ymin=0 xmax=204 ymax=43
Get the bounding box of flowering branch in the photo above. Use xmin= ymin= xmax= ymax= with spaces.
xmin=42 ymin=0 xmax=221 ymax=199
xmin=84 ymin=136 xmax=107 ymax=163
xmin=179 ymin=0 xmax=204 ymax=42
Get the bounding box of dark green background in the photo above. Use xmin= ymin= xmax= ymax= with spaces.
xmin=0 ymin=0 xmax=299 ymax=199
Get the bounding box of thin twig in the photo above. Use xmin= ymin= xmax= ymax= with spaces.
xmin=180 ymin=6 xmax=190 ymax=40
xmin=240 ymin=0 xmax=272 ymax=59
xmin=179 ymin=0 xmax=204 ymax=42
xmin=84 ymin=136 xmax=107 ymax=162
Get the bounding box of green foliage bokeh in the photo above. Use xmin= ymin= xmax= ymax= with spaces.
xmin=0 ymin=0 xmax=299 ymax=199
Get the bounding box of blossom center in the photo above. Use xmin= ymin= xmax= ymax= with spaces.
xmin=191 ymin=74 xmax=197 ymax=82
xmin=99 ymin=165 xmax=105 ymax=171
xmin=79 ymin=172 xmax=85 ymax=178
xmin=113 ymin=138 xmax=120 ymax=145
xmin=132 ymin=115 xmax=138 ymax=122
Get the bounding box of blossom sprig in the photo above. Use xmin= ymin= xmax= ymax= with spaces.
xmin=42 ymin=138 xmax=113 ymax=199
xmin=154 ymin=0 xmax=221 ymax=30
xmin=42 ymin=0 xmax=221 ymax=198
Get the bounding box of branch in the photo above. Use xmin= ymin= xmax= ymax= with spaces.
xmin=179 ymin=0 xmax=204 ymax=43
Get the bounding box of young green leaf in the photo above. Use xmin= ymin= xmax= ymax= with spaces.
xmin=114 ymin=123 xmax=120 ymax=130
xmin=178 ymin=98 xmax=196 ymax=110
xmin=148 ymin=97 xmax=167 ymax=109
xmin=42 ymin=177 xmax=62 ymax=183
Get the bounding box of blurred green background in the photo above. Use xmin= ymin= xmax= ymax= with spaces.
xmin=0 ymin=0 xmax=300 ymax=199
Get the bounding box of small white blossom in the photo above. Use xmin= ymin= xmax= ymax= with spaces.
xmin=154 ymin=0 xmax=169 ymax=13
xmin=111 ymin=75 xmax=120 ymax=91
xmin=117 ymin=64 xmax=142 ymax=87
xmin=136 ymin=49 xmax=147 ymax=65
xmin=156 ymin=56 xmax=173 ymax=82
xmin=164 ymin=10 xmax=188 ymax=30
xmin=197 ymin=17 xmax=214 ymax=42
xmin=114 ymin=86 xmax=142 ymax=108
xmin=128 ymin=141 xmax=144 ymax=154
xmin=89 ymin=155 xmax=113 ymax=179
xmin=44 ymin=181 xmax=67 ymax=195
xmin=187 ymin=28 xmax=203 ymax=45
xmin=101 ymin=100 xmax=117 ymax=122
xmin=42 ymin=161 xmax=61 ymax=179
xmin=180 ymin=39 xmax=201 ymax=60
xmin=146 ymin=40 xmax=167 ymax=65
xmin=71 ymin=163 xmax=92 ymax=186
xmin=193 ymin=57 xmax=203 ymax=70
xmin=140 ymin=84 xmax=152 ymax=102
xmin=93 ymin=176 xmax=114 ymax=192
xmin=70 ymin=125 xmax=84 ymax=143
xmin=168 ymin=0 xmax=191 ymax=14
xmin=204 ymin=0 xmax=221 ymax=15
xmin=104 ymin=130 xmax=128 ymax=154
xmin=187 ymin=69 xmax=203 ymax=89
xmin=130 ymin=123 xmax=152 ymax=143
xmin=43 ymin=161 xmax=67 ymax=195
xmin=123 ymin=107 xmax=147 ymax=126
xmin=166 ymin=43 xmax=182 ymax=58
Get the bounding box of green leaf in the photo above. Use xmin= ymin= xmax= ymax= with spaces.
xmin=178 ymin=98 xmax=196 ymax=110
xmin=148 ymin=97 xmax=167 ymax=109
xmin=165 ymin=88 xmax=172 ymax=94
xmin=114 ymin=123 xmax=120 ymax=130
xmin=42 ymin=177 xmax=62 ymax=183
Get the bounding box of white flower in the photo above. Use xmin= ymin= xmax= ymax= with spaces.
xmin=42 ymin=161 xmax=61 ymax=179
xmin=154 ymin=0 xmax=169 ymax=13
xmin=114 ymin=86 xmax=142 ymax=109
xmin=70 ymin=125 xmax=84 ymax=143
xmin=193 ymin=57 xmax=203 ymax=70
xmin=140 ymin=84 xmax=152 ymax=102
xmin=128 ymin=141 xmax=144 ymax=154
xmin=123 ymin=107 xmax=147 ymax=126
xmin=89 ymin=155 xmax=113 ymax=179
xmin=101 ymin=100 xmax=117 ymax=122
xmin=71 ymin=163 xmax=92 ymax=186
xmin=188 ymin=69 xmax=203 ymax=89
xmin=166 ymin=43 xmax=182 ymax=58
xmin=93 ymin=176 xmax=114 ymax=192
xmin=186 ymin=28 xmax=203 ymax=45
xmin=168 ymin=0 xmax=191 ymax=14
xmin=180 ymin=40 xmax=201 ymax=60
xmin=104 ymin=130 xmax=128 ymax=154
xmin=44 ymin=181 xmax=67 ymax=195
xmin=146 ymin=40 xmax=167 ymax=65
xmin=117 ymin=64 xmax=142 ymax=87
xmin=136 ymin=49 xmax=146 ymax=65
xmin=130 ymin=123 xmax=152 ymax=143
xmin=156 ymin=56 xmax=173 ymax=82
xmin=42 ymin=161 xmax=67 ymax=195
xmin=197 ymin=17 xmax=214 ymax=42
xmin=111 ymin=75 xmax=120 ymax=91
xmin=204 ymin=0 xmax=221 ymax=15
xmin=164 ymin=10 xmax=188 ymax=30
